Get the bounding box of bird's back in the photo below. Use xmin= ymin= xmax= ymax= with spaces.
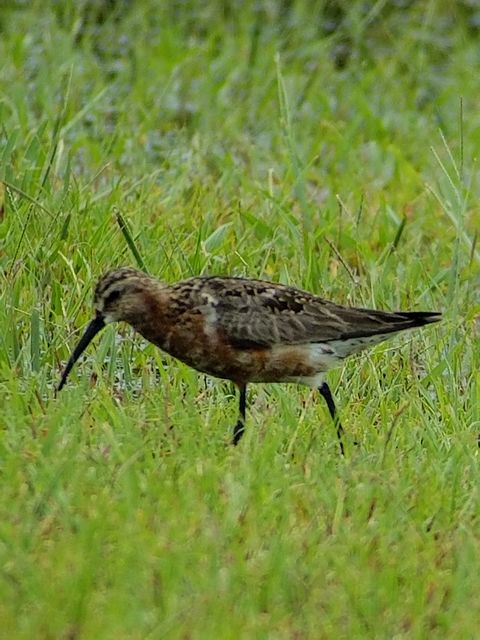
xmin=170 ymin=275 xmax=440 ymax=347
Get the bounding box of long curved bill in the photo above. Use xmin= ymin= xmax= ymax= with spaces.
xmin=58 ymin=314 xmax=106 ymax=391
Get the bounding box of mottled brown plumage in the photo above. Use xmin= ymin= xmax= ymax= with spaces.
xmin=58 ymin=267 xmax=441 ymax=453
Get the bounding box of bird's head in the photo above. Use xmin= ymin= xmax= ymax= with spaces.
xmin=93 ymin=267 xmax=154 ymax=324
xmin=58 ymin=267 xmax=161 ymax=391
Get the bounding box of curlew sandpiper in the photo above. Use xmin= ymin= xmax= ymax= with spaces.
xmin=58 ymin=267 xmax=441 ymax=453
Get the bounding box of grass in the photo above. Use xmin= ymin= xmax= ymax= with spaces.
xmin=0 ymin=1 xmax=479 ymax=637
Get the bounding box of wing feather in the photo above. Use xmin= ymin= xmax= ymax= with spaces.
xmin=175 ymin=276 xmax=440 ymax=348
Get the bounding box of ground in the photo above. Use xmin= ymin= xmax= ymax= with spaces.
xmin=0 ymin=1 xmax=479 ymax=638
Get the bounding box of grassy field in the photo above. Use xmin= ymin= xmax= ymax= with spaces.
xmin=1 ymin=1 xmax=479 ymax=638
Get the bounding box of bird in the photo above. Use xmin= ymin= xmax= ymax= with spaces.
xmin=58 ymin=267 xmax=441 ymax=454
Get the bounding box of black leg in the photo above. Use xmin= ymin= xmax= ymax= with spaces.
xmin=319 ymin=382 xmax=345 ymax=456
xmin=232 ymin=384 xmax=247 ymax=445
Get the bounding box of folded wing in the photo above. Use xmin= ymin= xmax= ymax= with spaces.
xmin=201 ymin=278 xmax=441 ymax=349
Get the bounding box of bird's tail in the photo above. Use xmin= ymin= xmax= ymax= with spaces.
xmin=392 ymin=310 xmax=442 ymax=326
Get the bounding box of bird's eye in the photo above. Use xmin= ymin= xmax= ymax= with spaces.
xmin=105 ymin=289 xmax=121 ymax=306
